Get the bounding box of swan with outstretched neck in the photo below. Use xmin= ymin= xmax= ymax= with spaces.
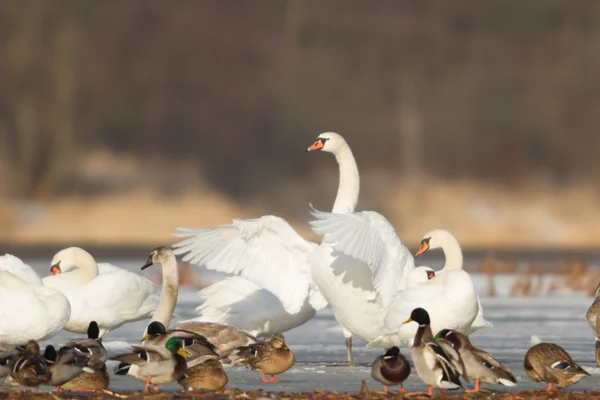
xmin=42 ymin=247 xmax=159 ymax=336
xmin=173 ymin=132 xmax=398 ymax=365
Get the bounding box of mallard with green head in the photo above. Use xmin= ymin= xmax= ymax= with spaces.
xmin=524 ymin=342 xmax=589 ymax=390
xmin=370 ymin=346 xmax=410 ymax=393
xmin=111 ymin=337 xmax=188 ymax=393
xmin=434 ymin=329 xmax=516 ymax=392
xmin=402 ymin=308 xmax=464 ymax=395
xmin=236 ymin=333 xmax=295 ymax=383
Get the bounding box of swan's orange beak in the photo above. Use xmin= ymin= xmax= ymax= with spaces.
xmin=306 ymin=139 xmax=324 ymax=152
xmin=51 ymin=264 xmax=61 ymax=275
xmin=415 ymin=242 xmax=429 ymax=257
xmin=427 ymin=270 xmax=435 ymax=279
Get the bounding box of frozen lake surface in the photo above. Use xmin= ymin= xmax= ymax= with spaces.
xmin=16 ymin=260 xmax=600 ymax=394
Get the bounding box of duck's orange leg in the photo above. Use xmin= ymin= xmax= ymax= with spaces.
xmin=54 ymin=387 xmax=61 ymax=393
xmin=427 ymin=385 xmax=432 ymax=395
xmin=465 ymin=378 xmax=481 ymax=393
xmin=359 ymin=380 xmax=369 ymax=395
xmin=267 ymin=374 xmax=279 ymax=383
xmin=144 ymin=378 xmax=151 ymax=393
xmin=153 ymin=385 xmax=160 ymax=392
xmin=546 ymin=382 xmax=553 ymax=391
xmin=399 ymin=383 xmax=405 ymax=393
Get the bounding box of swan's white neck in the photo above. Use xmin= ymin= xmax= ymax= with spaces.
xmin=62 ymin=252 xmax=99 ymax=285
xmin=440 ymin=234 xmax=463 ymax=270
xmin=149 ymin=254 xmax=179 ymax=329
xmin=331 ymin=143 xmax=359 ymax=213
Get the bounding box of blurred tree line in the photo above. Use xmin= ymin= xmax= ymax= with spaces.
xmin=1 ymin=0 xmax=600 ymax=199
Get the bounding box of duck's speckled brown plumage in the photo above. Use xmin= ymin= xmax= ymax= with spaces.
xmin=239 ymin=333 xmax=295 ymax=377
xmin=178 ymin=359 xmax=228 ymax=391
xmin=60 ymin=361 xmax=109 ymax=391
xmin=524 ymin=343 xmax=589 ymax=389
xmin=10 ymin=341 xmax=50 ymax=388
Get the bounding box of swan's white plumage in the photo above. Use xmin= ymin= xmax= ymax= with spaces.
xmin=0 ymin=254 xmax=42 ymax=285
xmin=181 ymin=276 xmax=319 ymax=335
xmin=0 ymin=270 xmax=70 ymax=345
xmin=309 ymin=207 xmax=415 ymax=309
xmin=42 ymin=261 xmax=158 ymax=336
xmin=173 ymin=215 xmax=325 ymax=314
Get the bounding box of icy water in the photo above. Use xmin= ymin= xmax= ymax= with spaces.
xmin=16 ymin=260 xmax=600 ymax=394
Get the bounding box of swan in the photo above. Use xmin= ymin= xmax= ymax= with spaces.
xmin=0 ymin=271 xmax=71 ymax=345
xmin=363 ymin=229 xmax=488 ymax=348
xmin=0 ymin=254 xmax=43 ymax=285
xmin=173 ymin=132 xmax=375 ymax=364
xmin=414 ymin=229 xmax=493 ymax=334
xmin=41 ymin=247 xmax=159 ymax=337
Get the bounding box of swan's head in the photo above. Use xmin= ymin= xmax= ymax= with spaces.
xmin=270 ymin=333 xmax=288 ymax=349
xmin=402 ymin=307 xmax=430 ymax=327
xmin=405 ymin=266 xmax=436 ymax=289
xmin=306 ymin=132 xmax=347 ymax=154
xmin=415 ymin=229 xmax=455 ymax=257
xmin=50 ymin=247 xmax=95 ymax=275
xmin=141 ymin=246 xmax=174 ymax=270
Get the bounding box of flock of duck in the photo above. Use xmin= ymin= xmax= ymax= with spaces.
xmin=0 ymin=132 xmax=596 ymax=395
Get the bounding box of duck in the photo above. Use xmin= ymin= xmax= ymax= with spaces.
xmin=370 ymin=346 xmax=410 ymax=393
xmin=0 ymin=347 xmax=16 ymax=378
xmin=524 ymin=342 xmax=589 ymax=390
xmin=367 ymin=230 xmax=482 ymax=349
xmin=402 ymin=308 xmax=464 ymax=395
xmin=56 ymin=321 xmax=109 ymax=391
xmin=9 ymin=340 xmax=51 ymax=390
xmin=111 ymin=337 xmax=188 ymax=393
xmin=235 ymin=333 xmax=295 ymax=383
xmin=173 ymin=132 xmax=385 ymax=366
xmin=434 ymin=329 xmax=516 ymax=392
xmin=42 ymin=345 xmax=89 ymax=387
xmin=0 ymin=270 xmax=71 ymax=345
xmin=178 ymin=358 xmax=228 ymax=391
xmin=142 ymin=321 xmax=219 ymax=363
xmin=42 ymin=247 xmax=159 ymax=336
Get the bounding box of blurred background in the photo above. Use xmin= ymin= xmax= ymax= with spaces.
xmin=1 ymin=0 xmax=600 ymax=254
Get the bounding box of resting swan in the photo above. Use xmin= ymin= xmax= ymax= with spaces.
xmin=42 ymin=247 xmax=159 ymax=336
xmin=0 ymin=269 xmax=70 ymax=345
xmin=366 ymin=229 xmax=490 ymax=348
xmin=171 ymin=133 xmax=360 ymax=342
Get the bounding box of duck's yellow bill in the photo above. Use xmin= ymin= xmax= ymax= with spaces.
xmin=178 ymin=348 xmax=188 ymax=358
xmin=402 ymin=317 xmax=413 ymax=324
xmin=140 ymin=333 xmax=148 ymax=342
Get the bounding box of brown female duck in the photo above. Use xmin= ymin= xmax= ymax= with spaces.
xmin=237 ymin=333 xmax=295 ymax=383
xmin=524 ymin=342 xmax=588 ymax=390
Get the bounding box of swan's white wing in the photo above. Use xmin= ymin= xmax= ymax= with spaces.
xmin=173 ymin=216 xmax=319 ymax=314
xmin=0 ymin=254 xmax=42 ymax=285
xmin=309 ymin=207 xmax=415 ymax=308
xmin=182 ymin=276 xmax=317 ymax=334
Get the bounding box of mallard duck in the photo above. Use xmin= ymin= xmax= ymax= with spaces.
xmin=370 ymin=346 xmax=410 ymax=393
xmin=111 ymin=337 xmax=187 ymax=393
xmin=178 ymin=358 xmax=228 ymax=391
xmin=402 ymin=308 xmax=464 ymax=395
xmin=43 ymin=345 xmax=88 ymax=387
xmin=174 ymin=321 xmax=259 ymax=361
xmin=524 ymin=342 xmax=589 ymax=390
xmin=9 ymin=340 xmax=51 ymax=390
xmin=434 ymin=329 xmax=516 ymax=392
xmin=236 ymin=333 xmax=295 ymax=383
xmin=58 ymin=321 xmax=109 ymax=391
xmin=142 ymin=321 xmax=218 ymax=361
xmin=0 ymin=347 xmax=18 ymax=379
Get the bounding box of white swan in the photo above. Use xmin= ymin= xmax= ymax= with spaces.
xmin=0 ymin=254 xmax=43 ymax=285
xmin=41 ymin=247 xmax=159 ymax=337
xmin=366 ymin=229 xmax=490 ymax=348
xmin=172 ymin=132 xmax=364 ymax=358
xmin=414 ymin=229 xmax=493 ymax=334
xmin=0 ymin=270 xmax=71 ymax=345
